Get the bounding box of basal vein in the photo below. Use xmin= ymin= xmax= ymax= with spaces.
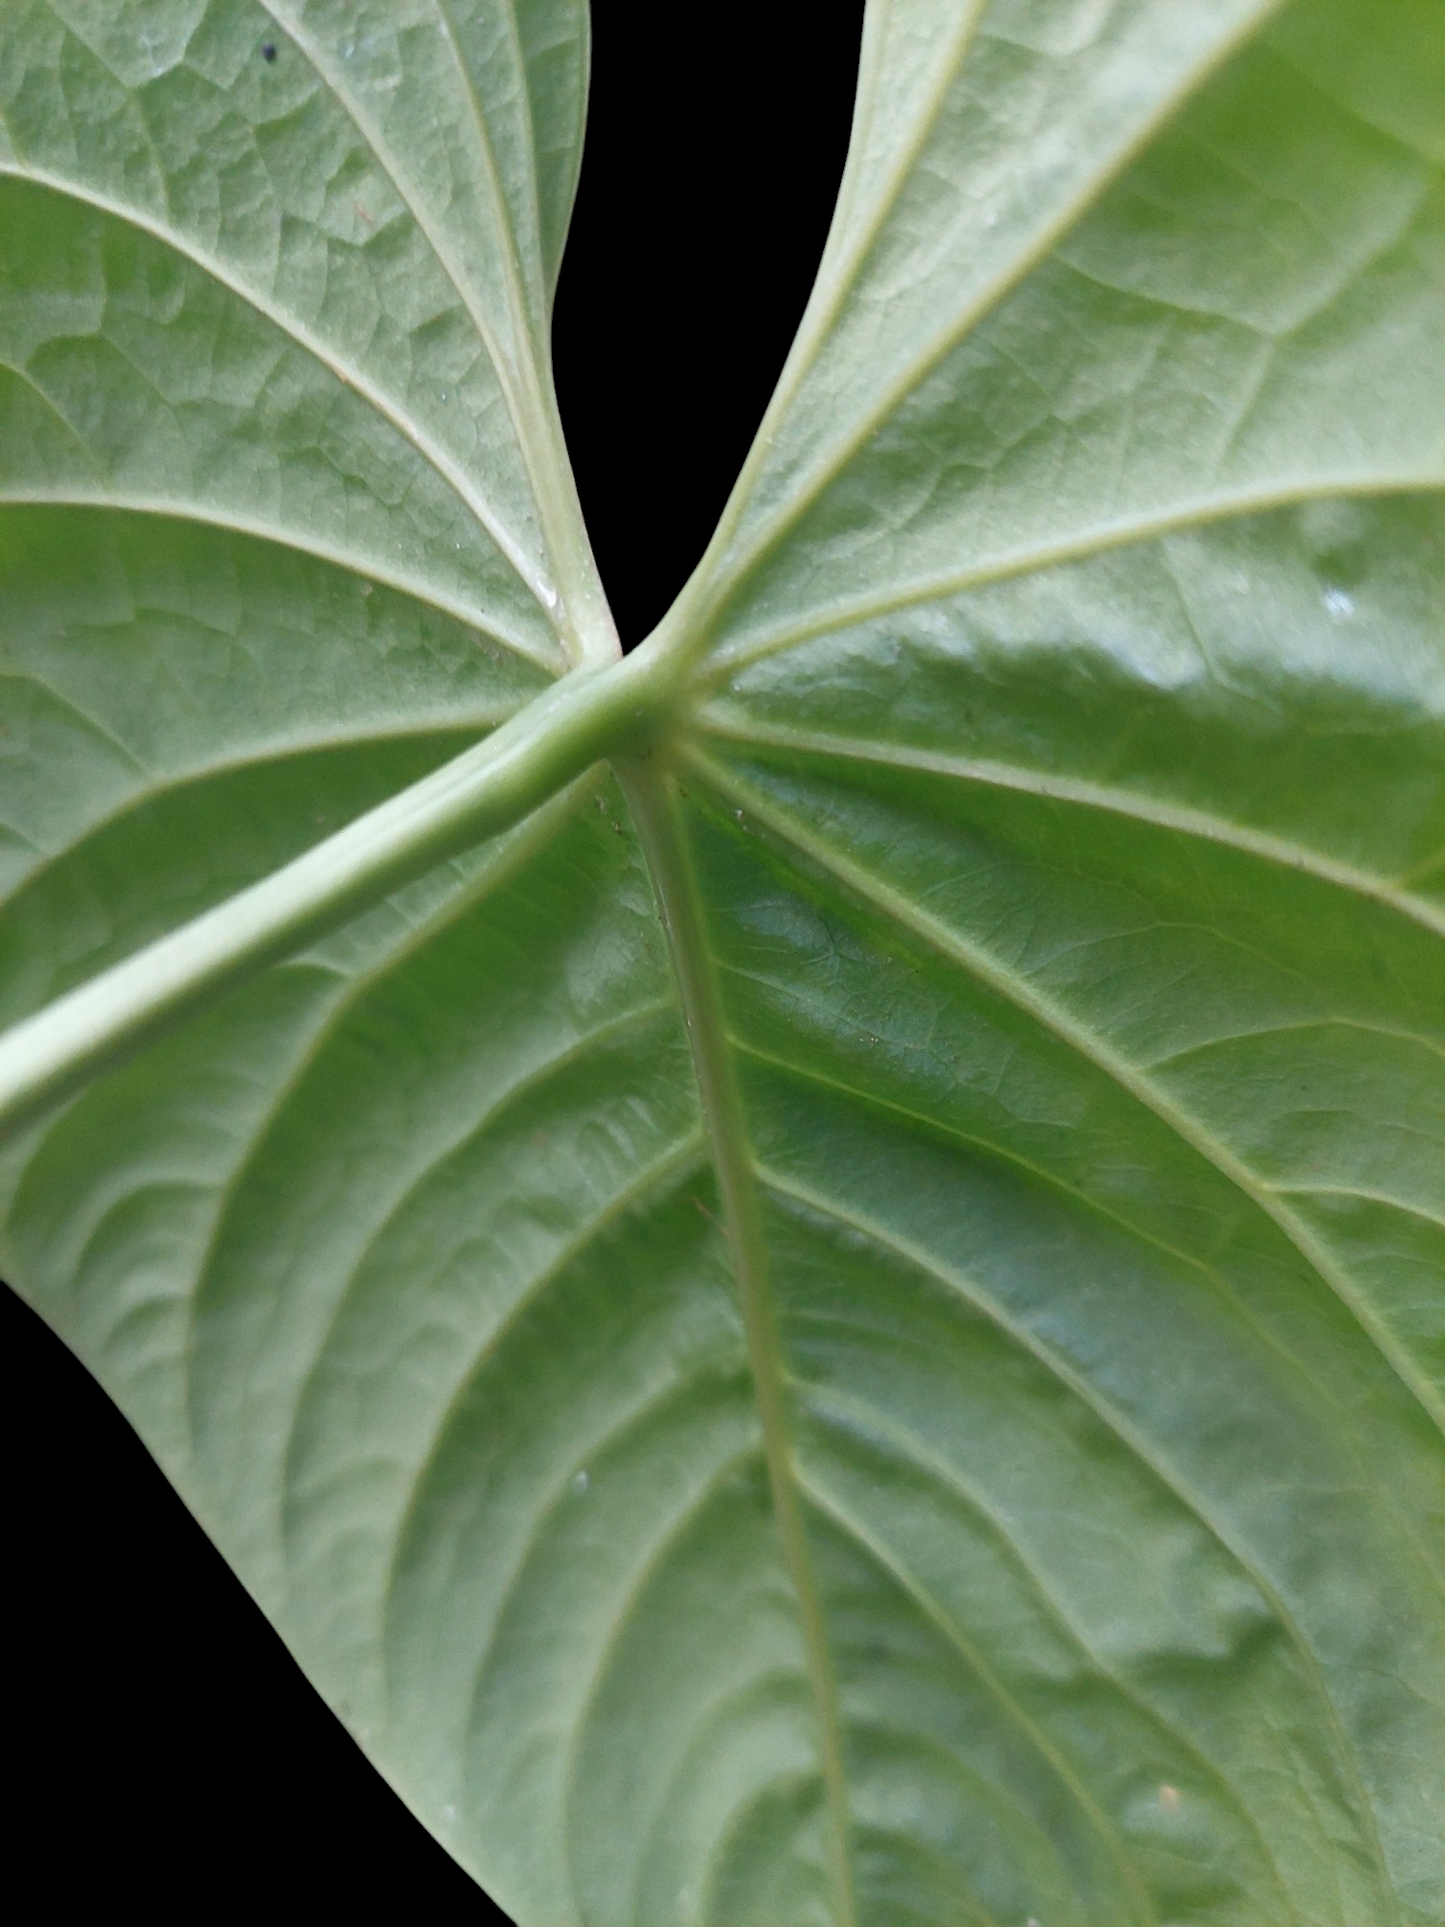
xmin=433 ymin=0 xmax=543 ymax=327
xmin=700 ymin=0 xmax=991 ymax=574
xmin=256 ymin=0 xmax=591 ymax=660
xmin=495 ymin=0 xmax=546 ymax=279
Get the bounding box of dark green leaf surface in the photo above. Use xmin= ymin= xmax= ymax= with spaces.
xmin=4 ymin=4 xmax=1445 ymax=1923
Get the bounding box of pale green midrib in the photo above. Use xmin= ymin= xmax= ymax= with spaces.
xmin=0 ymin=651 xmax=667 ymax=1143
xmin=797 ymin=1383 xmax=1303 ymax=1917
xmin=665 ymin=0 xmax=1290 ymax=650
xmin=797 ymin=1469 xmax=1161 ymax=1927
xmin=693 ymin=715 xmax=1445 ymax=941
xmin=617 ymin=762 xmax=860 ymax=1927
xmin=0 ymin=713 xmax=530 ymax=924
xmin=0 ymin=488 xmax=553 ymax=666
xmin=686 ymin=749 xmax=1445 ymax=1453
xmin=0 ymin=159 xmax=558 ymax=632
xmin=762 ymin=1164 xmax=1402 ymax=1920
xmin=702 ymin=472 xmax=1445 ymax=675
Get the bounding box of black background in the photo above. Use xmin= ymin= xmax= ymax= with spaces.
xmin=4 ymin=4 xmax=865 ymax=1916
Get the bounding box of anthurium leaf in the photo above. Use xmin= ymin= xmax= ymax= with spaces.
xmin=4 ymin=4 xmax=1445 ymax=1926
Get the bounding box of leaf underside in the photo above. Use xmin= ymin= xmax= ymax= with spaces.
xmin=4 ymin=3 xmax=1445 ymax=1924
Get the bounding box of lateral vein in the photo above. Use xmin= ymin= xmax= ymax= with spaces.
xmin=687 ymin=0 xmax=1291 ymax=627
xmin=706 ymin=472 xmax=1445 ymax=674
xmin=0 ymin=159 xmax=557 ymax=628
xmin=0 ymin=487 xmax=555 ymax=669
xmin=692 ymin=714 xmax=1445 ymax=941
xmin=762 ymin=1164 xmax=1400 ymax=1917
xmin=686 ymin=748 xmax=1445 ymax=1456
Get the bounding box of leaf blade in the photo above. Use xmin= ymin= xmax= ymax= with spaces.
xmin=7 ymin=4 xmax=1445 ymax=1922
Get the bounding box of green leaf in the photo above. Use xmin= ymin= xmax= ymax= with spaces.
xmin=4 ymin=3 xmax=1445 ymax=1923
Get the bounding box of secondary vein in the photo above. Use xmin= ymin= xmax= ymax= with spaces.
xmin=0 ymin=160 xmax=555 ymax=624
xmin=685 ymin=0 xmax=1290 ymax=631
xmin=0 ymin=489 xmax=556 ymax=669
xmin=687 ymin=748 xmax=1445 ymax=1459
xmin=691 ymin=714 xmax=1445 ymax=942
xmin=762 ymin=1165 xmax=1401 ymax=1921
xmin=706 ymin=472 xmax=1445 ymax=675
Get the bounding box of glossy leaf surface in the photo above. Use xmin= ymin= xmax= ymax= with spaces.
xmin=4 ymin=4 xmax=1445 ymax=1924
